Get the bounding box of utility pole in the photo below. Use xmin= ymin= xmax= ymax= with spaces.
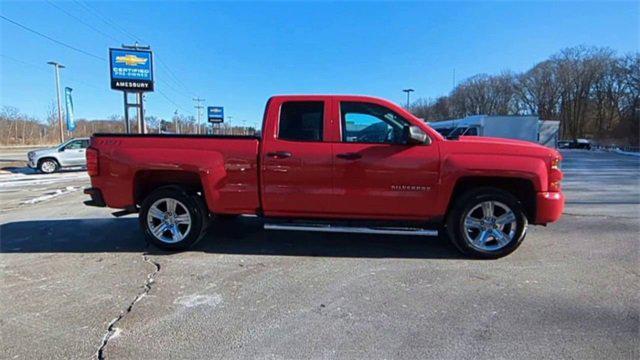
xmin=47 ymin=61 xmax=65 ymax=143
xmin=174 ymin=110 xmax=180 ymax=134
xmin=402 ymin=88 xmax=414 ymax=108
xmin=193 ymin=97 xmax=205 ymax=134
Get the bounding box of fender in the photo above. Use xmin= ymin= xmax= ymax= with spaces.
xmin=436 ymin=153 xmax=548 ymax=213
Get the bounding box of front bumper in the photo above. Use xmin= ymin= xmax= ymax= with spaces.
xmin=535 ymin=191 xmax=564 ymax=224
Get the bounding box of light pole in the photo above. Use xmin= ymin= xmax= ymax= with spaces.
xmin=402 ymin=88 xmax=414 ymax=108
xmin=48 ymin=61 xmax=65 ymax=143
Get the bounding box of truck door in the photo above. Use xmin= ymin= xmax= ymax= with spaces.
xmin=331 ymin=101 xmax=440 ymax=219
xmin=60 ymin=139 xmax=88 ymax=166
xmin=260 ymin=98 xmax=334 ymax=216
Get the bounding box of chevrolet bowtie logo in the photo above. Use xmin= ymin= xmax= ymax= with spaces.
xmin=115 ymin=54 xmax=148 ymax=66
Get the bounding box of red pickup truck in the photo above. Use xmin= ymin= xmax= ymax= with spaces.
xmin=84 ymin=95 xmax=564 ymax=258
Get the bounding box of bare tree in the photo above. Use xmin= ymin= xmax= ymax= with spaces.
xmin=515 ymin=60 xmax=561 ymax=119
xmin=409 ymin=45 xmax=639 ymax=146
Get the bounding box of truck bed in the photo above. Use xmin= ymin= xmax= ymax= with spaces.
xmin=89 ymin=133 xmax=261 ymax=214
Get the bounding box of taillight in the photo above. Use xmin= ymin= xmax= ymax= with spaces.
xmin=86 ymin=147 xmax=99 ymax=176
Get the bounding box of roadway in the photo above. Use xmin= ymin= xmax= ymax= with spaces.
xmin=0 ymin=149 xmax=638 ymax=359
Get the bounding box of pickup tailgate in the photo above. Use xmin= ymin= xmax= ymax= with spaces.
xmin=88 ymin=134 xmax=260 ymax=214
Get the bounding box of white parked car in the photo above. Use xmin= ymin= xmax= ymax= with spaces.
xmin=27 ymin=138 xmax=90 ymax=173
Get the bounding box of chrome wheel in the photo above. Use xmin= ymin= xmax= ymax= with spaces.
xmin=146 ymin=198 xmax=192 ymax=244
xmin=463 ymin=201 xmax=517 ymax=251
xmin=40 ymin=160 xmax=57 ymax=173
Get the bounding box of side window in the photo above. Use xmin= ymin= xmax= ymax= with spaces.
xmin=341 ymin=102 xmax=410 ymax=144
xmin=80 ymin=139 xmax=90 ymax=148
xmin=278 ymin=101 xmax=324 ymax=142
xmin=64 ymin=140 xmax=83 ymax=150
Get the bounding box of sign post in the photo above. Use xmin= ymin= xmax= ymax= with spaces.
xmin=109 ymin=45 xmax=154 ymax=133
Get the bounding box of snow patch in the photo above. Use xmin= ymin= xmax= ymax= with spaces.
xmin=0 ymin=171 xmax=88 ymax=188
xmin=614 ymin=149 xmax=640 ymax=157
xmin=175 ymin=294 xmax=223 ymax=308
xmin=21 ymin=186 xmax=80 ymax=204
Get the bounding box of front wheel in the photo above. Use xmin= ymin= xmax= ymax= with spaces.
xmin=446 ymin=187 xmax=528 ymax=259
xmin=139 ymin=187 xmax=208 ymax=250
xmin=38 ymin=159 xmax=59 ymax=174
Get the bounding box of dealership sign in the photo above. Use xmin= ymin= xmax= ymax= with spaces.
xmin=109 ymin=48 xmax=154 ymax=91
xmin=208 ymin=106 xmax=224 ymax=123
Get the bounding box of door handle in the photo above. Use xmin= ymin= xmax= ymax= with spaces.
xmin=266 ymin=151 xmax=292 ymax=159
xmin=336 ymin=152 xmax=362 ymax=160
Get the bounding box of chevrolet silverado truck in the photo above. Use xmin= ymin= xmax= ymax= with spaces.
xmin=84 ymin=95 xmax=564 ymax=258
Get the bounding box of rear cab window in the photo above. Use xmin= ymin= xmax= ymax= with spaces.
xmin=278 ymin=101 xmax=324 ymax=142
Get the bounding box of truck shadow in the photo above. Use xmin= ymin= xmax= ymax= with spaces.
xmin=0 ymin=217 xmax=463 ymax=259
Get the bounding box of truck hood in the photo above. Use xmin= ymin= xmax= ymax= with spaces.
xmin=446 ymin=136 xmax=560 ymax=159
xmin=458 ymin=135 xmax=543 ymax=148
xmin=29 ymin=147 xmax=58 ymax=157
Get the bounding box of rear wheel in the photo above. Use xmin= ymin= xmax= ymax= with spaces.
xmin=446 ymin=187 xmax=527 ymax=259
xmin=139 ymin=187 xmax=208 ymax=250
xmin=38 ymin=158 xmax=59 ymax=174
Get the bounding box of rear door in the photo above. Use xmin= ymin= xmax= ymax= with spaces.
xmin=331 ymin=100 xmax=440 ymax=219
xmin=260 ymin=98 xmax=334 ymax=216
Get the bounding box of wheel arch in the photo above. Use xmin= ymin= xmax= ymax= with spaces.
xmin=134 ymin=170 xmax=204 ymax=206
xmin=37 ymin=156 xmax=60 ymax=166
xmin=446 ymin=176 xmax=536 ymax=222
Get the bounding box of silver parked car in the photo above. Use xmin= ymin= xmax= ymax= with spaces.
xmin=27 ymin=138 xmax=90 ymax=173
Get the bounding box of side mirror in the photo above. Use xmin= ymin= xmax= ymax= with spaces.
xmin=405 ymin=125 xmax=430 ymax=145
xmin=58 ymin=147 xmax=65 ymax=152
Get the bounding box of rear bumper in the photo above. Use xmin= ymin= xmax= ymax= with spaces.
xmin=534 ymin=191 xmax=564 ymax=224
xmin=84 ymin=187 xmax=106 ymax=207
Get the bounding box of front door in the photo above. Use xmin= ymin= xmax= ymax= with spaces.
xmin=260 ymin=99 xmax=334 ymax=217
xmin=60 ymin=139 xmax=89 ymax=166
xmin=331 ymin=101 xmax=440 ymax=219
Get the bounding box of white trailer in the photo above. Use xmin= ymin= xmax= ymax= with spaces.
xmin=428 ymin=115 xmax=558 ymax=147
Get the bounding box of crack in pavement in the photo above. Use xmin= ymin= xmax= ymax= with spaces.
xmin=95 ymin=253 xmax=161 ymax=360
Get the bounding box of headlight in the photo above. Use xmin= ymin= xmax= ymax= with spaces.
xmin=550 ymin=157 xmax=561 ymax=170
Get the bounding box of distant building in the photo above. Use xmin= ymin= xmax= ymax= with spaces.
xmin=428 ymin=115 xmax=559 ymax=148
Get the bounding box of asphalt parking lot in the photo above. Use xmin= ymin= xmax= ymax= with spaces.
xmin=1 ymin=149 xmax=638 ymax=359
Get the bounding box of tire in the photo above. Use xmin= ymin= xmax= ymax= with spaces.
xmin=446 ymin=187 xmax=528 ymax=259
xmin=38 ymin=158 xmax=59 ymax=174
xmin=139 ymin=186 xmax=209 ymax=251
